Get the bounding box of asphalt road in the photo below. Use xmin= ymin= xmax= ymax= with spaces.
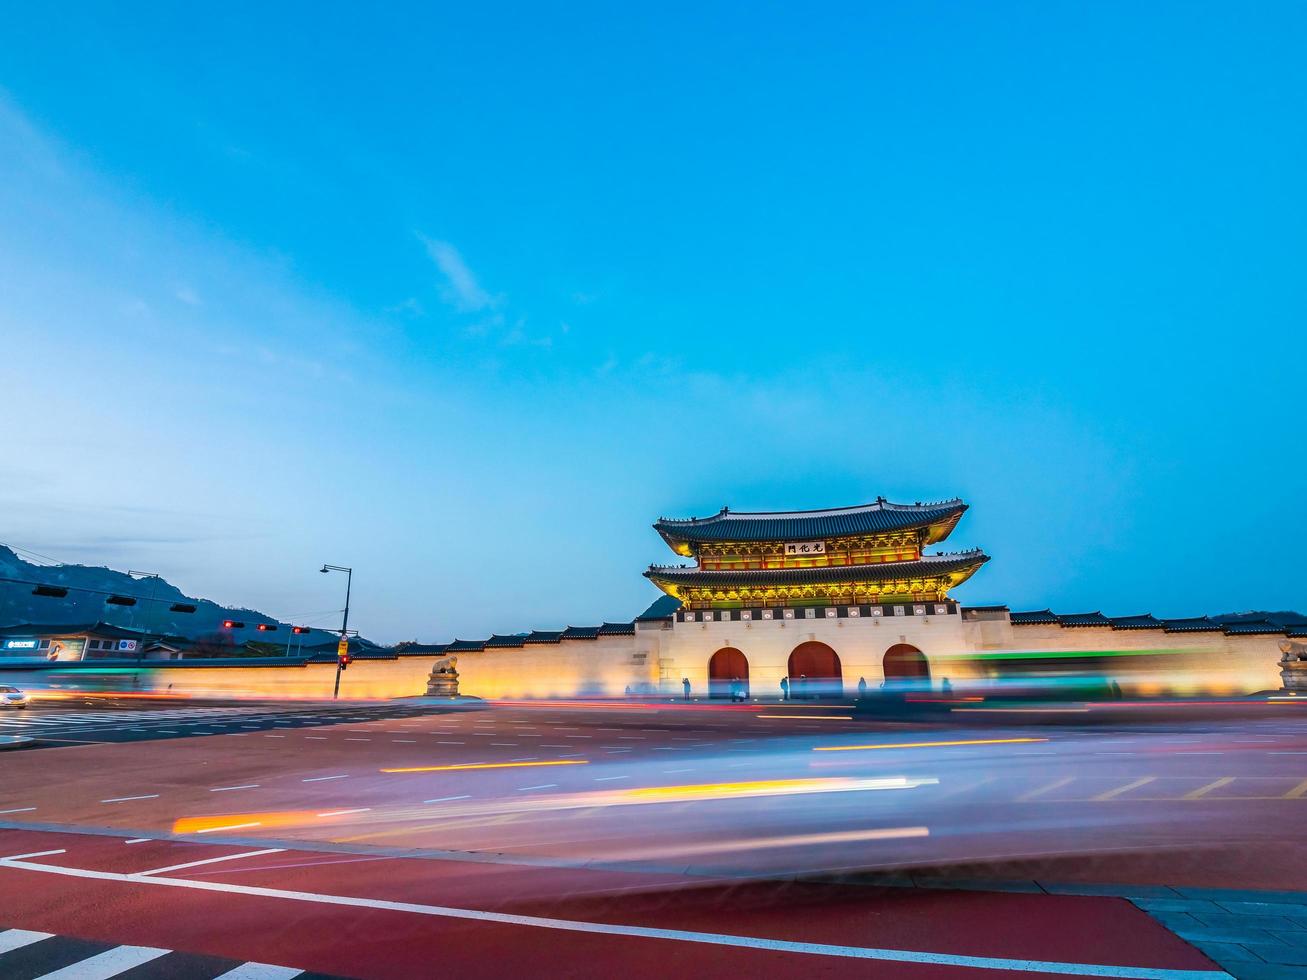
xmin=3 ymin=697 xmax=1305 ymax=977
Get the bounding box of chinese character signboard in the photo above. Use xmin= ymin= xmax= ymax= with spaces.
xmin=783 ymin=541 xmax=826 ymax=556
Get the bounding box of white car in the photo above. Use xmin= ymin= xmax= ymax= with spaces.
xmin=0 ymin=685 xmax=30 ymax=708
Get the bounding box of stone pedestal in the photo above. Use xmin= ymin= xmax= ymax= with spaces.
xmin=426 ymin=656 xmax=460 ymax=697
xmin=1280 ymin=641 xmax=1307 ymax=694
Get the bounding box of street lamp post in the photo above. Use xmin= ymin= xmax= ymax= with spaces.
xmin=321 ymin=564 xmax=352 ymax=699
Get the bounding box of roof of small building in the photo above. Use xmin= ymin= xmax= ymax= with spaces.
xmin=485 ymin=634 xmax=527 ymax=648
xmin=0 ymin=621 xmax=145 ymax=639
xmin=653 ymin=498 xmax=967 ymax=552
xmin=645 ymin=550 xmax=988 ymax=589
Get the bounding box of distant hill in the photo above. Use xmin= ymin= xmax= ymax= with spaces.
xmin=1211 ymin=610 xmax=1307 ymax=627
xmin=0 ymin=545 xmax=345 ymax=645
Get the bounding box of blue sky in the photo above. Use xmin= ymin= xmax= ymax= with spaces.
xmin=2 ymin=3 xmax=1304 ymax=642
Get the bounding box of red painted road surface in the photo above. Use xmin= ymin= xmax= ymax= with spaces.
xmin=0 ymin=828 xmax=1220 ymax=979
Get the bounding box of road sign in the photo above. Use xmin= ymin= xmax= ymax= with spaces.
xmin=337 ymin=637 xmax=349 ymax=658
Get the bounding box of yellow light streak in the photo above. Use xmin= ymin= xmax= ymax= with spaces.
xmin=619 ymin=776 xmax=928 ymax=802
xmin=813 ymin=737 xmax=1047 ymax=753
xmin=381 ymin=759 xmax=589 ymax=774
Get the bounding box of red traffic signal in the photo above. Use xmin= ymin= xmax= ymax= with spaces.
xmin=256 ymin=623 xmax=278 ymax=632
xmin=338 ymin=653 xmax=353 ymax=669
xmin=222 ymin=620 xmax=246 ymax=629
xmin=291 ymin=626 xmax=309 ymax=635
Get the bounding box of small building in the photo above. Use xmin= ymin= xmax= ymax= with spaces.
xmin=0 ymin=622 xmax=148 ymax=660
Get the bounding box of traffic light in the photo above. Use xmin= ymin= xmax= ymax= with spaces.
xmin=291 ymin=626 xmax=309 ymax=635
xmin=222 ymin=620 xmax=246 ymax=629
xmin=338 ymin=653 xmax=351 ymax=670
xmin=32 ymin=585 xmax=68 ymax=598
xmin=106 ymin=595 xmax=138 ymax=606
xmin=256 ymin=623 xmax=278 ymax=632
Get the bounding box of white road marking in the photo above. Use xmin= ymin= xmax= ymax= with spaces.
xmin=211 ymin=784 xmax=261 ymax=792
xmin=0 ymin=806 xmax=36 ymax=814
xmin=0 ymin=859 xmax=1227 ymax=979
xmin=424 ymin=795 xmax=471 ymax=803
xmin=302 ymin=774 xmax=349 ymax=782
xmin=318 ymin=808 xmax=372 ymax=817
xmin=34 ymin=942 xmax=170 ymax=979
xmin=0 ymin=848 xmax=64 ymax=860
xmin=139 ymin=848 xmax=286 ymax=876
xmin=0 ymin=928 xmax=53 ymax=953
xmin=517 ymin=784 xmax=558 ymax=791
xmin=594 ymin=776 xmax=629 ymax=781
xmin=101 ymin=795 xmax=159 ymax=803
xmin=212 ymin=963 xmax=305 ymax=979
xmin=124 ymin=839 xmax=151 ymax=844
xmin=344 ymin=738 xmax=370 ymax=742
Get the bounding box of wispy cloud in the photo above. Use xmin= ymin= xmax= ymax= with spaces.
xmin=418 ymin=234 xmax=497 ymax=312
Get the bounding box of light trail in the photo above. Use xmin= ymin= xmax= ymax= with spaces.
xmin=381 ymin=759 xmax=589 ymax=774
xmin=814 ymin=737 xmax=1047 ymax=752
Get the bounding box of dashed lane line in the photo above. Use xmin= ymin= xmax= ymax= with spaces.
xmin=302 ymin=775 xmax=349 ymax=782
xmin=1091 ymin=778 xmax=1156 ymax=802
xmin=1016 ymin=777 xmax=1074 ymax=802
xmin=1182 ymin=777 xmax=1236 ymax=800
xmin=101 ymin=795 xmax=159 ymax=803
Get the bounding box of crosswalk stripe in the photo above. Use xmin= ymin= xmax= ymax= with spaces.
xmin=212 ymin=963 xmax=304 ymax=979
xmin=33 ymin=943 xmax=170 ymax=979
xmin=0 ymin=928 xmax=54 ymax=953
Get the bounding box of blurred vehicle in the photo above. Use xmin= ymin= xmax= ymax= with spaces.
xmin=0 ymin=685 xmax=31 ymax=708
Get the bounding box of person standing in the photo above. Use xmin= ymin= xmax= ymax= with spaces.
xmin=682 ymin=677 xmax=691 ymax=701
xmin=780 ymin=676 xmax=790 ymax=701
xmin=857 ymin=676 xmax=868 ymax=698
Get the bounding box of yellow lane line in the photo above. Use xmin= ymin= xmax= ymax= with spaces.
xmin=381 ymin=760 xmax=589 ymax=774
xmin=1091 ymin=776 xmax=1156 ymax=801
xmin=1284 ymin=779 xmax=1307 ymax=799
xmin=1183 ymin=777 xmax=1236 ymax=800
xmin=814 ymin=737 xmax=1047 ymax=753
xmin=1015 ymin=776 xmax=1075 ymax=802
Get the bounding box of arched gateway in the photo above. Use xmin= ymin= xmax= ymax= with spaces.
xmin=788 ymin=641 xmax=843 ymax=698
xmin=883 ymin=643 xmax=930 ymax=684
xmin=708 ymin=647 xmax=749 ymax=699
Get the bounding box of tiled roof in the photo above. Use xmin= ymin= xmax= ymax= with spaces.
xmin=1109 ymin=614 xmax=1165 ymax=630
xmin=962 ymin=605 xmax=1010 ymax=613
xmin=1009 ymin=609 xmax=1059 ymax=625
xmin=561 ymin=626 xmax=599 ymax=640
xmin=1286 ymin=625 xmax=1307 ymax=638
xmin=644 ymin=551 xmax=988 ymax=588
xmin=597 ymin=621 xmax=636 ymax=636
xmin=485 ymin=634 xmax=527 ymax=648
xmin=446 ymin=638 xmax=487 ymax=652
xmin=1162 ymin=618 xmax=1222 ymax=633
xmin=524 ymin=630 xmax=563 ymax=644
xmin=1221 ymin=620 xmax=1283 ymax=636
xmin=1057 ymin=612 xmax=1112 ymax=627
xmin=654 ymin=499 xmax=967 ymax=546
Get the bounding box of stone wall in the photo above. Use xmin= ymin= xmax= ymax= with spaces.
xmin=10 ymin=606 xmax=1285 ymax=701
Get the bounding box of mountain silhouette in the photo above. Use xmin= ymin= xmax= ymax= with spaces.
xmin=0 ymin=545 xmax=346 ymax=646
